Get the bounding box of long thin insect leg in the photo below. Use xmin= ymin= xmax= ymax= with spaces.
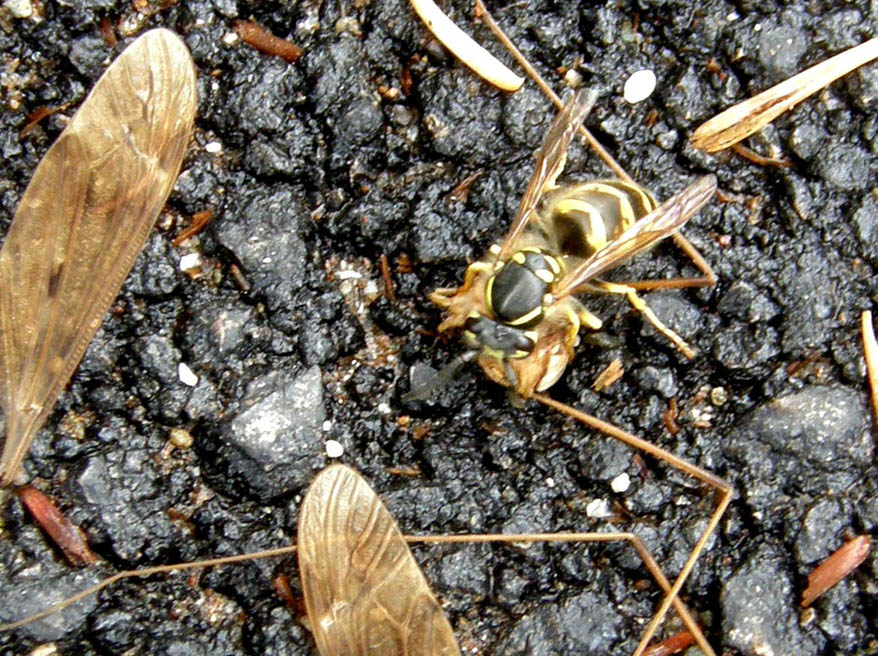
xmin=532 ymin=394 xmax=733 ymax=656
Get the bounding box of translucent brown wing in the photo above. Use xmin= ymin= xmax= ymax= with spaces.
xmin=0 ymin=29 xmax=197 ymax=486
xmin=553 ymin=175 xmax=717 ymax=299
xmin=497 ymin=88 xmax=598 ymax=259
xmin=298 ymin=464 xmax=461 ymax=656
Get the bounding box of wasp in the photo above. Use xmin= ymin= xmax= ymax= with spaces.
xmin=426 ymin=89 xmax=717 ymax=399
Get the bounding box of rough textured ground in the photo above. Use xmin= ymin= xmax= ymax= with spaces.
xmin=0 ymin=1 xmax=876 ymax=655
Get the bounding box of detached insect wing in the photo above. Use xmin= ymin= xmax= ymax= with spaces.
xmin=298 ymin=465 xmax=460 ymax=656
xmin=0 ymin=29 xmax=197 ymax=485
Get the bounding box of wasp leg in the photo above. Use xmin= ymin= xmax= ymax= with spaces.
xmin=533 ymin=394 xmax=733 ymax=656
xmin=429 ymin=261 xmax=496 ymax=309
xmin=590 ymin=281 xmax=696 ymax=359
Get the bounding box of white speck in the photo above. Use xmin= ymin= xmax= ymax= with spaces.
xmin=322 ymin=420 xmax=333 ymax=432
xmin=623 ymin=69 xmax=657 ymax=104
xmin=222 ymin=31 xmax=239 ymax=46
xmin=726 ymin=11 xmax=739 ymax=21
xmin=586 ymin=498 xmax=613 ymax=518
xmin=610 ymin=473 xmax=631 ymax=493
xmin=325 ymin=440 xmax=344 ymax=458
xmin=377 ymin=403 xmax=391 ymax=415
xmin=364 ymin=280 xmax=379 ymax=295
xmin=337 ymin=270 xmax=362 ymax=280
xmin=169 ymin=428 xmax=194 ymax=449
xmin=178 ymin=362 xmax=199 ymax=387
xmin=754 ymin=23 xmax=762 ymax=32
xmin=179 ymin=252 xmax=202 ymax=271
xmin=205 ymin=141 xmax=223 ymax=154
xmin=545 ymin=477 xmax=555 ymax=488
xmin=563 ymin=68 xmax=582 ymax=88
xmin=5 ymin=0 xmax=34 ymax=19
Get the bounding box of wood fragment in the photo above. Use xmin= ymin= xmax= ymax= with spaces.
xmin=19 ymin=106 xmax=61 ymax=139
xmin=863 ymin=311 xmax=878 ymax=436
xmin=447 ymin=169 xmax=484 ymax=204
xmin=16 ymin=487 xmax=98 ymax=566
xmin=233 ymin=20 xmax=302 ymax=63
xmin=663 ymin=398 xmax=680 ymax=435
xmin=592 ymin=358 xmax=624 ymax=391
xmin=692 ymin=38 xmax=878 ymax=152
xmin=802 ymin=535 xmax=871 ymax=607
xmin=172 ymin=210 xmax=213 ymax=247
xmin=379 ymin=253 xmax=396 ymax=301
xmin=99 ymin=16 xmax=117 ymax=47
xmin=642 ymin=629 xmax=696 ymax=656
xmin=730 ymin=143 xmax=794 ymax=169
xmin=408 ymin=0 xmax=523 ymax=91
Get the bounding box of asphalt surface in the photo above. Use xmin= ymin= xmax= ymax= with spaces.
xmin=0 ymin=1 xmax=876 ymax=655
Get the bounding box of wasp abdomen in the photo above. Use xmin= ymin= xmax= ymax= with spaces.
xmin=486 ymin=250 xmax=561 ymax=326
xmin=547 ymin=180 xmax=657 ymax=258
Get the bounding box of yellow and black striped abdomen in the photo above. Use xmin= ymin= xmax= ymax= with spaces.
xmin=543 ymin=180 xmax=657 ymax=259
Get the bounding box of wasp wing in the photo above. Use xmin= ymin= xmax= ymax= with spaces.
xmin=0 ymin=29 xmax=197 ymax=486
xmin=299 ymin=464 xmax=461 ymax=656
xmin=554 ymin=175 xmax=717 ymax=299
xmin=497 ymin=88 xmax=598 ymax=259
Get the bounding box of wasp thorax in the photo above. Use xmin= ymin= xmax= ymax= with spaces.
xmin=486 ymin=248 xmax=562 ymax=328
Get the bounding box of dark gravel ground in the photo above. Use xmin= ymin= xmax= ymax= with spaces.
xmin=0 ymin=1 xmax=877 ymax=654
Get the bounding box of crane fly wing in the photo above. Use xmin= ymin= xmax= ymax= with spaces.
xmin=497 ymin=88 xmax=598 ymax=259
xmin=298 ymin=465 xmax=461 ymax=656
xmin=554 ymin=175 xmax=717 ymax=299
xmin=0 ymin=29 xmax=197 ymax=486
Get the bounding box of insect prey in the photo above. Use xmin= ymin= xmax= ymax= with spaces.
xmin=426 ymin=89 xmax=717 ymax=399
xmin=0 ymin=29 xmax=197 ymax=486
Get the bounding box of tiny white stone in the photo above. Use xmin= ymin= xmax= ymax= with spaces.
xmin=563 ymin=68 xmax=582 ymax=88
xmin=610 ymin=472 xmax=631 ymax=493
xmin=322 ymin=420 xmax=333 ymax=432
xmin=5 ymin=0 xmax=34 ymax=19
xmin=623 ymin=69 xmax=657 ymax=104
xmin=545 ymin=477 xmax=555 ymax=488
xmin=222 ymin=31 xmax=239 ymax=46
xmin=364 ymin=280 xmax=379 ymax=295
xmin=337 ymin=270 xmax=362 ymax=280
xmin=178 ymin=362 xmax=199 ymax=387
xmin=325 ymin=439 xmax=344 ymax=458
xmin=205 ymin=141 xmax=223 ymax=154
xmin=179 ymin=252 xmax=202 ymax=271
xmin=377 ymin=402 xmax=391 ymax=415
xmin=586 ymin=498 xmax=612 ymax=518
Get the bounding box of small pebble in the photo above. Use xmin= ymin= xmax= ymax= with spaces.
xmin=169 ymin=428 xmax=194 ymax=449
xmin=586 ymin=498 xmax=613 ymax=518
xmin=610 ymin=473 xmax=631 ymax=493
xmin=623 ymin=69 xmax=657 ymax=104
xmin=179 ymin=253 xmax=201 ymax=271
xmin=325 ymin=440 xmax=344 ymax=458
xmin=178 ymin=362 xmax=198 ymax=387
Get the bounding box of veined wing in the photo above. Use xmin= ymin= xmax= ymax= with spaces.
xmin=0 ymin=29 xmax=197 ymax=486
xmin=497 ymin=88 xmax=598 ymax=259
xmin=554 ymin=175 xmax=717 ymax=299
xmin=298 ymin=465 xmax=460 ymax=656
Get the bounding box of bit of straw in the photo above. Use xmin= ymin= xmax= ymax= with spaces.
xmin=801 ymin=535 xmax=871 ymax=607
xmin=691 ymin=37 xmax=878 ymax=152
xmin=408 ymin=0 xmax=523 ymax=91
xmin=863 ymin=311 xmax=878 ymax=436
